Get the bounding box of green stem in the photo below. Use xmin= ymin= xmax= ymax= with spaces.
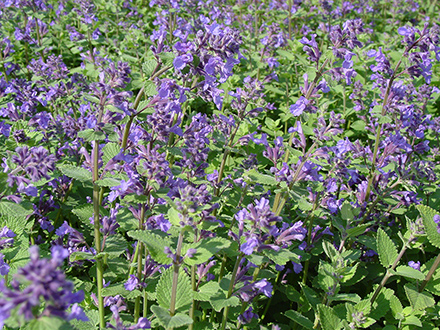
xmin=188 ymin=264 xmax=197 ymax=330
xmin=169 ymin=229 xmax=185 ymax=318
xmin=134 ymin=205 xmax=146 ymax=322
xmin=93 ymin=141 xmax=105 ymax=328
xmin=220 ymin=253 xmax=244 ymax=330
xmin=419 ymin=252 xmax=440 ymax=293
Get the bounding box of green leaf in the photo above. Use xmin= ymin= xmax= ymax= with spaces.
xmin=156 ymin=267 xmax=193 ymax=312
xmin=128 ymin=230 xmax=172 ymax=264
xmin=69 ymin=251 xmax=95 ymax=261
xmin=393 ymin=265 xmax=425 ymax=280
xmin=340 ymin=202 xmax=356 ymax=221
xmin=69 ymin=310 xmax=99 ymax=330
xmin=368 ymin=287 xmax=394 ymax=320
xmin=322 ymin=240 xmax=339 ymax=261
xmin=144 ymin=80 xmax=157 ymax=96
xmin=285 ymin=310 xmax=314 ymax=329
xmin=376 ymin=228 xmax=398 ymax=268
xmin=77 ymin=129 xmax=106 ymax=142
xmin=262 ymin=247 xmax=300 ymax=266
xmin=417 ymin=204 xmax=440 ymax=249
xmin=95 ymin=177 xmax=122 ymax=187
xmin=167 ymin=207 xmax=181 ymax=227
xmin=389 ymin=294 xmax=403 ymax=318
xmin=23 ymin=317 xmax=73 ymax=330
xmin=300 ymin=284 xmax=320 ymax=311
xmin=142 ymin=59 xmax=157 ymax=77
xmin=245 ymin=169 xmax=278 ymax=186
xmin=0 ymin=200 xmax=33 ymax=234
xmin=104 ymin=234 xmax=127 ymax=257
xmin=194 ymin=281 xmax=221 ymax=301
xmin=317 ymin=304 xmax=341 ymax=330
xmin=209 ymin=293 xmax=240 ymax=312
xmin=151 ymin=305 xmax=193 ymax=328
xmin=402 ymin=315 xmax=422 ymax=327
xmin=346 ymin=224 xmax=369 ymax=238
xmin=102 ymin=283 xmax=142 ymax=299
xmin=58 ymin=164 xmax=91 ymax=182
xmin=404 ymin=284 xmax=435 ymax=310
xmin=183 ymin=238 xmax=231 ymax=266
xmin=102 ymin=142 xmax=120 ymax=166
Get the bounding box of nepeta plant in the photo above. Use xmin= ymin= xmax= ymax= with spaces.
xmin=1 ymin=0 xmax=440 ymax=329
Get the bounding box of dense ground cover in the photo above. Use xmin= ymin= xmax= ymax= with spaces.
xmin=1 ymin=0 xmax=440 ymax=329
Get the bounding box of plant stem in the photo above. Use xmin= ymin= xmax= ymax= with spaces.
xmin=220 ymin=253 xmax=244 ymax=330
xmin=93 ymin=140 xmax=105 ymax=328
xmin=169 ymin=229 xmax=185 ymax=318
xmin=419 ymin=252 xmax=440 ymax=293
xmin=188 ymin=264 xmax=197 ymax=330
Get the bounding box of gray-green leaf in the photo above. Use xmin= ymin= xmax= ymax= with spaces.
xmin=417 ymin=204 xmax=440 ymax=249
xmin=156 ymin=267 xmax=193 ymax=312
xmin=376 ymin=228 xmax=398 ymax=268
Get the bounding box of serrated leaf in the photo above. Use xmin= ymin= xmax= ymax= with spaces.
xmin=376 ymin=228 xmax=398 ymax=268
xmin=142 ymin=59 xmax=157 ymax=77
xmin=194 ymin=281 xmax=221 ymax=301
xmin=298 ymin=197 xmax=313 ymax=211
xmin=168 ymin=207 xmax=181 ymax=227
xmin=69 ymin=251 xmax=95 ymax=262
xmin=69 ymin=309 xmax=98 ymax=330
xmin=404 ymin=284 xmax=435 ymax=310
xmin=417 ymin=204 xmax=440 ymax=249
xmin=322 ymin=240 xmax=339 ymax=261
xmin=209 ymin=293 xmax=240 ymax=312
xmin=151 ymin=305 xmax=193 ymax=328
xmin=389 ymin=294 xmax=403 ymax=318
xmin=285 ymin=310 xmax=314 ymax=329
xmin=393 ymin=265 xmax=425 ymax=280
xmin=58 ymin=164 xmax=91 ymax=182
xmin=156 ymin=267 xmax=193 ymax=312
xmin=317 ymin=304 xmax=341 ymax=330
xmin=346 ymin=224 xmax=369 ymax=238
xmin=0 ymin=200 xmax=33 ymax=234
xmin=127 ymin=230 xmax=172 ymax=264
xmin=102 ymin=142 xmax=120 ymax=166
xmin=262 ymin=248 xmax=300 ymax=266
xmin=369 ymin=286 xmax=393 ymax=320
xmin=104 ymin=234 xmax=127 ymax=257
xmin=245 ymin=170 xmax=278 ymax=186
xmin=144 ymin=80 xmax=157 ymax=96
xmin=183 ymin=238 xmax=231 ymax=266
xmin=95 ymin=177 xmax=122 ymax=187
xmin=77 ymin=129 xmax=106 ymax=142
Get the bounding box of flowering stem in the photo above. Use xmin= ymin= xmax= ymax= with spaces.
xmin=169 ymin=229 xmax=185 ymax=320
xmin=419 ymin=252 xmax=440 ymax=293
xmin=302 ymin=196 xmax=320 ymax=285
xmin=364 ymin=57 xmax=403 ymax=204
xmin=271 ymin=58 xmax=330 ymax=216
xmin=93 ymin=140 xmax=105 ymax=328
xmin=220 ymin=253 xmax=244 ymax=330
xmin=188 ymin=264 xmax=197 ymax=330
xmin=134 ymin=204 xmax=146 ymax=322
